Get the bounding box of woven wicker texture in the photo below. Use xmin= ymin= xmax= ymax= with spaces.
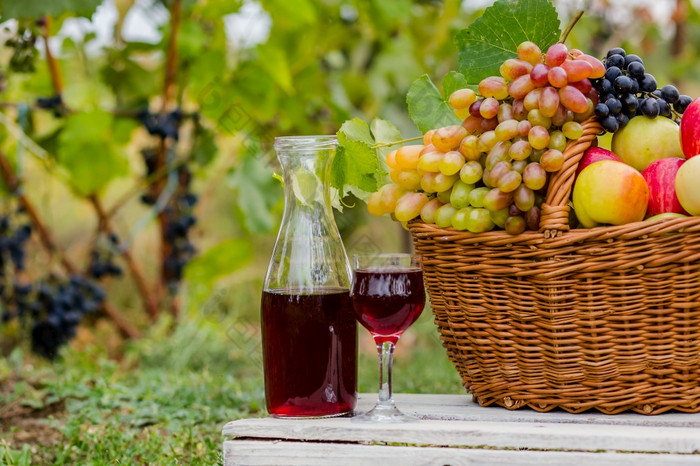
xmin=410 ymin=118 xmax=700 ymax=414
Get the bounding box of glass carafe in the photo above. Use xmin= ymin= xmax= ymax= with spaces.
xmin=261 ymin=135 xmax=357 ymax=418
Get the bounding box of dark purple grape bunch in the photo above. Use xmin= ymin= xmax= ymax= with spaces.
xmin=592 ymin=47 xmax=692 ymax=133
xmin=162 ymin=167 xmax=198 ymax=287
xmin=0 ymin=212 xmax=32 ymax=273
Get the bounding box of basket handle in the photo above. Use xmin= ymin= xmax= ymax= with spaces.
xmin=540 ymin=117 xmax=603 ymax=238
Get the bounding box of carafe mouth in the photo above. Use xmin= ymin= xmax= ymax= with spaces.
xmin=274 ymin=135 xmax=338 ymax=152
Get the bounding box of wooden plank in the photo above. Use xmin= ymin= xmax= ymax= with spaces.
xmin=224 ymin=440 xmax=700 ymax=466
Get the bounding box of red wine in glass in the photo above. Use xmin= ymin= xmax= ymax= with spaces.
xmin=350 ymin=254 xmax=425 ymax=423
xmin=351 ymin=268 xmax=425 ymax=345
xmin=261 ymin=288 xmax=357 ymax=418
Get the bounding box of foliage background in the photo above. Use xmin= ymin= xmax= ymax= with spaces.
xmin=1 ymin=0 xmax=700 ymax=463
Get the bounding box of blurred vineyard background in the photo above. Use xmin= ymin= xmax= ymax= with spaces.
xmin=1 ymin=0 xmax=700 ymax=463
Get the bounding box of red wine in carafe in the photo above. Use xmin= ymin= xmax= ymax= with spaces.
xmin=261 ymin=288 xmax=357 ymax=417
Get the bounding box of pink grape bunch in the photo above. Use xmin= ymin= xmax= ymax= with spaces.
xmin=367 ymin=41 xmax=605 ymax=235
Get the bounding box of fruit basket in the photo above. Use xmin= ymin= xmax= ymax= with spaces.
xmin=409 ymin=117 xmax=700 ymax=414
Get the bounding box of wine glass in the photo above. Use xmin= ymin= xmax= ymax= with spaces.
xmin=350 ymin=253 xmax=426 ymax=423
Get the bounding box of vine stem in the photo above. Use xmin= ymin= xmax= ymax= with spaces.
xmin=0 ymin=150 xmax=140 ymax=339
xmin=559 ymin=10 xmax=584 ymax=44
xmin=371 ymin=136 xmax=423 ymax=149
xmin=89 ymin=195 xmax=160 ymax=319
xmin=41 ymin=16 xmax=64 ymax=94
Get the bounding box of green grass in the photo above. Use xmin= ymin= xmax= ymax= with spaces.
xmin=0 ymin=308 xmax=463 ymax=465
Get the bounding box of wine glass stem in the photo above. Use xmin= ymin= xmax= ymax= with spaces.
xmin=377 ymin=341 xmax=395 ymax=404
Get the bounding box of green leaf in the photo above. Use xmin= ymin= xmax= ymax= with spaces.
xmin=406 ymin=74 xmax=461 ymax=134
xmin=331 ymin=119 xmax=386 ymax=201
xmin=370 ymin=118 xmax=402 ymax=161
xmin=442 ymin=71 xmax=476 ymax=96
xmin=228 ymin=152 xmax=282 ymax=234
xmin=1 ymin=0 xmax=102 ymax=19
xmin=256 ymin=43 xmax=293 ymax=94
xmin=455 ymin=0 xmax=560 ymax=84
xmin=57 ymin=110 xmax=129 ymax=196
xmin=191 ymin=126 xmax=218 ymax=167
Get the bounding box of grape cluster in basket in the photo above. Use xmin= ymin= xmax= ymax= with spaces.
xmin=593 ymin=47 xmax=693 ymax=133
xmin=368 ymin=41 xmax=603 ymax=234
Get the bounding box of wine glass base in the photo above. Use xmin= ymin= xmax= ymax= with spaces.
xmin=352 ymin=400 xmax=419 ymax=423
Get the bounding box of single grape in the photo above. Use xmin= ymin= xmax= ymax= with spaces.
xmin=432 ymin=126 xmax=467 ymax=152
xmin=621 ymin=93 xmax=637 ymax=113
xmin=577 ymin=54 xmax=606 ymax=79
xmin=489 ymin=207 xmax=509 ymax=229
xmin=501 ymin=58 xmax=534 ymax=80
xmin=465 ymin=208 xmax=495 ymax=233
xmin=624 ymin=54 xmax=643 ymax=68
xmin=478 ymin=76 xmax=509 ymax=100
xmin=437 ymin=188 xmax=452 ymax=204
xmin=561 ymin=59 xmax=592 ymax=82
xmin=606 ymin=53 xmax=625 ymax=69
xmin=495 ymin=119 xmax=519 ymax=141
xmin=615 ymin=112 xmax=630 ymax=129
xmin=508 ymin=75 xmax=536 ymax=100
xmin=468 ymin=187 xmax=489 ymax=208
xmin=498 ymin=170 xmax=522 ymax=193
xmin=394 ymin=192 xmax=429 ymax=222
xmin=497 ymin=103 xmax=514 ymax=123
xmin=385 ymin=149 xmax=398 ymax=169
xmin=528 ymin=125 xmax=550 ymax=150
xmin=527 ymin=109 xmax=552 ymax=129
xmin=540 ymin=149 xmax=564 ymax=172
xmin=481 ymin=117 xmax=498 ymax=132
xmin=462 ymin=115 xmax=483 ymax=134
xmin=489 ymin=160 xmax=512 ymax=185
xmin=548 ymin=130 xmax=567 ymax=152
xmin=513 ymin=184 xmax=535 ymax=212
xmin=477 ymin=130 xmax=498 ymax=152
xmin=422 ymin=130 xmax=436 ymax=146
xmin=547 ymin=67 xmax=568 ymax=88
xmin=469 ymin=99 xmax=483 ymax=117
xmin=640 ymin=98 xmax=660 ymax=118
xmin=538 ymin=87 xmax=560 ymax=118
xmin=512 ymin=99 xmax=528 ymax=120
xmin=569 ymin=78 xmax=593 ymax=95
xmin=512 ymin=159 xmax=528 ymax=174
xmin=626 ymin=61 xmax=645 ymax=78
xmin=505 ymin=215 xmax=527 ymax=235
xmin=597 ymin=79 xmax=613 ymax=94
xmin=606 ymin=97 xmax=622 ymax=115
xmin=606 ymin=47 xmax=626 ymax=58
xmin=517 ymin=41 xmax=543 ymax=66
xmin=559 ymin=86 xmax=589 ymax=113
xmin=451 ymin=207 xmax=473 ymax=231
xmin=523 ymin=88 xmax=543 ymax=111
xmin=458 ymin=135 xmax=481 ymax=161
xmin=604 ymin=66 xmax=622 ymax=82
xmin=660 ymin=85 xmax=680 ymax=104
xmin=600 ymin=115 xmax=619 ymax=133
xmin=530 ymin=63 xmax=550 ymax=87
xmin=390 ymin=169 xmax=422 ymax=190
xmin=522 ymin=162 xmax=546 ymax=190
xmin=433 ymin=173 xmax=459 ymax=192
xmin=657 ymin=99 xmax=672 ymax=118
xmin=448 ymin=88 xmax=477 ymax=110
xmin=483 ymin=188 xmax=513 ymax=212
xmin=674 ymin=95 xmax=693 ymax=113
xmin=638 ymin=73 xmax=657 ymax=93
xmin=594 ymin=103 xmax=609 ymax=118
xmin=479 ymin=97 xmax=500 ymax=119
xmin=613 ymin=75 xmax=634 ymax=93
xmin=418 ymin=151 xmax=444 ymax=172
xmin=459 ymin=160 xmax=483 ymax=184
xmin=378 ymin=184 xmax=405 ymax=213
xmin=450 ymin=180 xmax=475 ymax=209
xmin=420 ymin=198 xmax=442 ymax=224
xmin=395 ymin=144 xmax=424 ymax=169
xmin=562 ymin=121 xmax=583 ymax=140
xmin=551 ymin=105 xmax=574 ymax=127
xmin=544 ymin=43 xmax=568 ymax=67
xmin=439 ymin=151 xmax=466 ymax=176
xmin=525 ymin=206 xmax=541 ymax=230
xmin=435 ymin=203 xmax=458 ymax=228
xmin=509 ymin=204 xmax=523 ymax=217
xmin=509 ymin=139 xmax=533 ymax=161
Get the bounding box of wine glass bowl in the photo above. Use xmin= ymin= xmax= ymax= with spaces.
xmin=350 ymin=253 xmax=425 ymax=423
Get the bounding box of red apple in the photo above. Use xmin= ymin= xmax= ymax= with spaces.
xmin=680 ymin=98 xmax=700 ymax=159
xmin=641 ymin=157 xmax=688 ymax=218
xmin=575 ymin=146 xmax=622 ymax=181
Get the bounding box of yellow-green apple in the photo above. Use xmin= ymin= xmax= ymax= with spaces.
xmin=641 ymin=157 xmax=688 ymax=218
xmin=644 ymin=212 xmax=687 ymax=222
xmin=573 ymin=160 xmax=649 ymax=228
xmin=611 ymin=116 xmax=684 ymax=171
xmin=680 ymin=98 xmax=700 ymax=159
xmin=675 ymin=155 xmax=700 ymax=215
xmin=575 ymin=147 xmax=622 ymax=181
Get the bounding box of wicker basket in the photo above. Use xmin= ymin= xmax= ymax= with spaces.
xmin=409 ymin=117 xmax=700 ymax=414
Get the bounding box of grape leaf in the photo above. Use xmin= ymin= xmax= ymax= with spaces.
xmin=455 ymin=0 xmax=560 ymax=84
xmin=229 ymin=151 xmax=282 ymax=234
xmin=1 ymin=0 xmax=102 ymax=19
xmin=332 ymin=118 xmax=390 ymax=201
xmin=406 ymin=74 xmax=461 ymax=134
xmin=370 ymin=118 xmax=402 ymax=161
xmin=57 ymin=110 xmax=128 ymax=196
xmin=442 ymin=71 xmax=477 ymax=96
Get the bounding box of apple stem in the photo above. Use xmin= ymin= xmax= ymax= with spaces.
xmin=559 ymin=11 xmax=584 ymax=44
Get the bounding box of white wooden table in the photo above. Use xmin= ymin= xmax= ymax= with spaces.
xmin=222 ymin=394 xmax=700 ymax=465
